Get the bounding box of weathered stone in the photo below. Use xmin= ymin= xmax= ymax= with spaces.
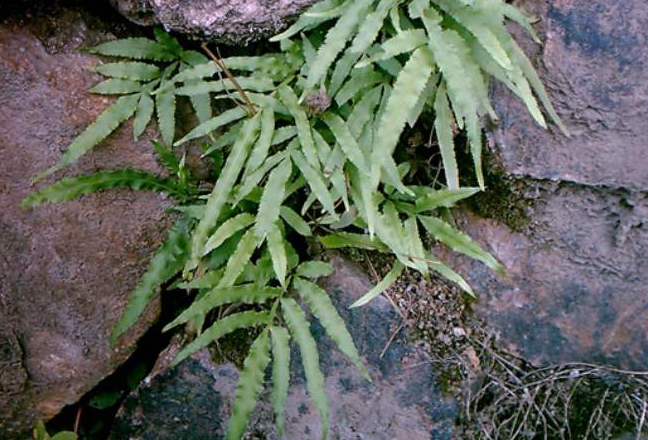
xmin=110 ymin=255 xmax=458 ymax=440
xmin=109 ymin=0 xmax=320 ymax=46
xmin=435 ymin=0 xmax=648 ymax=369
xmin=0 ymin=3 xmax=173 ymax=438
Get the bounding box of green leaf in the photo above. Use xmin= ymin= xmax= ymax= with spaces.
xmin=277 ymin=85 xmax=319 ymax=169
xmin=171 ymin=311 xmax=271 ymax=366
xmin=93 ymin=61 xmax=160 ymax=80
xmin=175 ymin=107 xmax=249 ymax=145
xmin=426 ymin=253 xmax=475 ymax=297
xmin=110 ymin=217 xmax=190 ymax=344
xmin=403 ymin=217 xmax=429 ymax=278
xmin=296 ymin=261 xmax=334 ymax=279
xmin=218 ymin=228 xmax=262 ymax=288
xmin=22 ymin=169 xmax=182 ymax=209
xmin=34 ymin=421 xmax=49 ymax=440
xmin=88 ymin=390 xmax=123 ymax=409
xmin=164 ymin=284 xmax=281 ymax=331
xmin=350 ymin=260 xmax=404 ymax=307
xmin=321 ymin=113 xmax=369 ymax=173
xmin=88 ymin=37 xmax=174 ymax=61
xmin=156 ymin=83 xmax=176 ymax=146
xmin=290 ymin=149 xmax=337 ymax=218
xmin=244 ymin=106 xmax=275 ymax=176
xmin=279 ymin=206 xmax=312 ymax=236
xmin=154 ymin=28 xmax=183 ymax=56
xmin=174 ymin=77 xmax=275 ymax=95
xmin=355 ymin=29 xmax=428 ymax=68
xmin=270 ymin=326 xmax=291 ymax=436
xmin=318 ymin=232 xmax=388 ymax=251
xmin=306 ymin=0 xmax=374 ymax=90
xmin=502 ymin=3 xmax=540 ymax=43
xmin=270 ymin=0 xmax=344 ymax=41
xmin=172 ymin=61 xmax=218 ymax=82
xmin=255 ymin=158 xmax=292 ymax=239
xmin=295 ymin=278 xmax=370 ymax=381
xmin=133 ymin=91 xmax=155 ymax=140
xmin=186 ymin=114 xmax=260 ymax=273
xmin=234 ymin=151 xmax=289 ymax=205
xmin=372 ymin=46 xmax=433 ymax=190
xmin=151 ymin=140 xmax=181 ymax=174
xmin=34 ymin=94 xmax=139 ymax=182
xmin=347 ymin=85 xmax=382 ymax=139
xmin=328 ymin=49 xmax=362 ymax=96
xmin=281 ymin=298 xmax=329 ymax=440
xmin=433 ymin=83 xmax=459 ymax=189
xmin=51 ymin=433 xmax=77 ymax=440
xmin=266 ymin=223 xmax=288 ymax=287
xmin=203 ymin=213 xmax=255 ymax=256
xmin=419 ymin=215 xmax=504 ymax=274
xmin=226 ymin=330 xmax=272 ymax=440
xmin=349 ymin=0 xmax=397 ymax=54
xmin=414 ymin=187 xmax=480 ymax=212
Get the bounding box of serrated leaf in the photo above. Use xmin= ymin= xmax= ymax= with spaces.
xmin=270 ymin=326 xmax=290 ymax=436
xmin=186 ymin=114 xmax=260 ymax=273
xmin=408 ymin=0 xmax=430 ymax=19
xmin=350 ymin=260 xmax=404 ymax=307
xmin=94 ymin=61 xmax=160 ymax=81
xmin=203 ymin=213 xmax=255 ymax=256
xmin=295 ymin=277 xmax=371 ymax=381
xmin=502 ymin=3 xmax=540 ymax=43
xmin=356 ymin=29 xmax=428 ymax=68
xmin=244 ymin=107 xmax=275 ymax=176
xmin=226 ymin=330 xmax=271 ymax=440
xmin=281 ymin=298 xmax=329 ymax=440
xmin=321 ymin=113 xmax=369 ymax=173
xmin=174 ymin=77 xmax=275 ymax=95
xmin=319 ymin=232 xmax=388 ymax=251
xmin=175 ymin=107 xmax=248 ymax=145
xmin=349 ymin=0 xmax=397 ymax=54
xmin=415 ymin=187 xmax=480 ymax=212
xmin=306 ymin=0 xmax=374 ymax=90
xmin=279 ymin=206 xmax=312 ymax=236
xmin=51 ymin=433 xmax=77 ymax=440
xmin=267 ymin=223 xmax=288 ymax=287
xmin=270 ymin=0 xmax=344 ymax=41
xmin=335 ymin=68 xmax=383 ymax=107
xmin=403 ymin=217 xmax=429 ymax=278
xmin=407 ymin=72 xmax=437 ymax=128
xmin=290 ymin=149 xmax=337 ymax=218
xmin=151 ymin=140 xmax=180 ymax=173
xmin=347 ymin=85 xmax=382 ymax=138
xmin=328 ymin=49 xmax=362 ymax=96
xmin=164 ymin=284 xmax=281 ymax=331
xmin=88 ymin=37 xmax=174 ymax=61
xmin=172 ymin=61 xmax=218 ymax=83
xmin=296 ymin=261 xmax=334 ymax=279
xmin=277 ymin=85 xmax=319 ymax=169
xmin=133 ymin=90 xmax=154 ymax=140
xmin=372 ymin=46 xmax=433 ymax=190
xmin=154 ymin=28 xmax=183 ymax=56
xmin=426 ymin=252 xmax=475 ymax=297
xmin=110 ymin=217 xmax=190 ymax=344
xmin=255 ymin=158 xmax=292 ymax=239
xmin=33 ymin=94 xmax=139 ymax=182
xmin=234 ymin=150 xmax=289 ymax=205
xmin=433 ymin=83 xmax=459 ymax=189
xmin=155 ymin=83 xmax=176 ymax=145
xmin=22 ymin=169 xmax=181 ymax=209
xmin=172 ymin=311 xmax=271 ymax=366
xmin=218 ymin=228 xmax=262 ymax=288
xmin=419 ymin=215 xmax=504 ymax=274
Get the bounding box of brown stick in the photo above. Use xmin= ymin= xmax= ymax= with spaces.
xmin=201 ymin=43 xmax=257 ymax=116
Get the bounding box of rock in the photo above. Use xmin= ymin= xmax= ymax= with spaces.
xmin=435 ymin=0 xmax=648 ymax=369
xmin=0 ymin=3 xmax=173 ymax=438
xmin=109 ymin=0 xmax=320 ymax=46
xmin=110 ymin=255 xmax=458 ymax=440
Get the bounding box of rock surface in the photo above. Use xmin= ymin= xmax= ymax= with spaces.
xmin=436 ymin=0 xmax=648 ymax=369
xmin=0 ymin=2 xmax=172 ymax=438
xmin=109 ymin=0 xmax=320 ymax=45
xmin=109 ymin=255 xmax=457 ymax=440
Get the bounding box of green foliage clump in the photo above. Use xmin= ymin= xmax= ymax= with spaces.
xmin=23 ymin=0 xmax=564 ymax=438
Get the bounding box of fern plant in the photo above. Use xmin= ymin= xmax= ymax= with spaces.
xmin=23 ymin=0 xmax=564 ymax=438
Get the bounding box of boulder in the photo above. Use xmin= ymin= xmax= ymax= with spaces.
xmin=0 ymin=3 xmax=172 ymax=438
xmin=109 ymin=255 xmax=458 ymax=440
xmin=108 ymin=0 xmax=320 ymax=45
xmin=435 ymin=0 xmax=648 ymax=369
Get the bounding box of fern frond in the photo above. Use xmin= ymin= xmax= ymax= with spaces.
xmin=334 ymin=68 xmax=384 ymax=106
xmin=133 ymin=91 xmax=154 ymax=140
xmin=347 ymin=85 xmax=383 ymax=138
xmin=163 ymin=284 xmax=281 ymax=331
xmin=295 ymin=278 xmax=371 ymax=381
xmin=279 ymin=206 xmax=313 ymax=236
xmin=290 ymin=150 xmax=337 ymax=218
xmin=270 ymin=326 xmax=291 ymax=436
xmin=269 ymin=0 xmax=345 ymax=41
xmin=33 ymin=94 xmax=139 ymax=182
xmin=154 ymin=28 xmax=183 ymax=57
xmin=171 ymin=310 xmax=271 ymax=366
xmin=321 ymin=113 xmax=369 ymax=173
xmin=355 ymin=29 xmax=428 ymax=68
xmin=426 ymin=252 xmax=475 ymax=297
xmin=267 ymin=223 xmax=288 ymax=287
xmin=350 ymin=260 xmax=404 ymax=307
xmin=23 ymin=169 xmax=181 ymax=208
xmin=406 ymin=72 xmax=437 ymax=127
xmin=349 ymin=0 xmax=398 ymax=55
xmin=319 ymin=232 xmax=388 ymax=251
xmin=433 ymin=83 xmax=459 ymax=189
xmin=172 ymin=61 xmax=218 ymax=83
xmin=110 ymin=217 xmax=190 ymax=344
xmin=234 ymin=151 xmax=289 ymax=205
xmin=174 ymin=77 xmax=275 ymax=96
xmin=186 ymin=114 xmax=260 ymax=273
xmin=328 ymin=50 xmax=362 ymax=96
xmin=281 ymin=298 xmax=330 ymax=440
xmin=218 ymin=228 xmax=262 ymax=288
xmin=418 ymin=215 xmax=504 ymax=274
xmin=403 ymin=217 xmax=429 ymax=277
xmin=244 ymin=107 xmax=275 ymax=176
xmin=277 ymin=85 xmax=319 ymax=169
xmin=203 ymin=213 xmax=255 ymax=256
xmin=175 ymin=107 xmax=248 ymax=145
xmin=296 ymin=261 xmax=334 ymax=279
xmin=88 ymin=38 xmax=174 ymax=61
xmin=414 ymin=187 xmax=481 ymax=212
xmin=156 ymin=84 xmax=176 ymax=146
xmin=226 ymin=330 xmax=271 ymax=440
xmin=93 ymin=62 xmax=160 ymax=81
xmin=306 ymin=0 xmax=374 ymax=90
xmin=255 ymin=158 xmax=292 ymax=239
xmin=501 ymin=3 xmax=540 ymax=43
